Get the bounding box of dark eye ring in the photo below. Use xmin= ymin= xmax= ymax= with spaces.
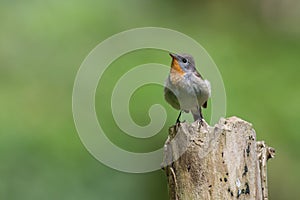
xmin=182 ymin=58 xmax=187 ymax=63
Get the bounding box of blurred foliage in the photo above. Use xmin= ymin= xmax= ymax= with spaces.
xmin=1 ymin=0 xmax=300 ymax=199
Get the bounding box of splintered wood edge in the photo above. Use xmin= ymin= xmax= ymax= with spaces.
xmin=162 ymin=116 xmax=275 ymax=200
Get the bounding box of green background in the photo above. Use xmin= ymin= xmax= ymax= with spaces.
xmin=1 ymin=0 xmax=300 ymax=199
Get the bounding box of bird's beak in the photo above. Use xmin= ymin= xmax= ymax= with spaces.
xmin=169 ymin=53 xmax=179 ymax=60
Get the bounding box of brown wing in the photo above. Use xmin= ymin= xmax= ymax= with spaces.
xmin=194 ymin=69 xmax=203 ymax=79
xmin=164 ymin=87 xmax=180 ymax=110
xmin=192 ymin=68 xmax=208 ymax=109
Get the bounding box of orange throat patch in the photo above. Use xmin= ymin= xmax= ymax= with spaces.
xmin=171 ymin=59 xmax=184 ymax=75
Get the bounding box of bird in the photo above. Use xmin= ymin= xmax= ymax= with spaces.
xmin=164 ymin=53 xmax=211 ymax=124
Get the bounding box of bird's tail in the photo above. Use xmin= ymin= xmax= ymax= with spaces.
xmin=191 ymin=107 xmax=203 ymax=121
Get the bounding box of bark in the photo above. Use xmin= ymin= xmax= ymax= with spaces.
xmin=162 ymin=116 xmax=275 ymax=200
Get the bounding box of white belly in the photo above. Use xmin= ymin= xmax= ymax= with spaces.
xmin=176 ymin=88 xmax=199 ymax=111
xmin=166 ymin=74 xmax=211 ymax=111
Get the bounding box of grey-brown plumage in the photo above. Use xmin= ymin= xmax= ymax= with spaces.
xmin=164 ymin=53 xmax=211 ymax=123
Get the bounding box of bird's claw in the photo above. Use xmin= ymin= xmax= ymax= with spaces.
xmin=196 ymin=118 xmax=205 ymax=130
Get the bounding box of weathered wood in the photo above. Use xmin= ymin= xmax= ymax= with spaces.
xmin=162 ymin=116 xmax=275 ymax=200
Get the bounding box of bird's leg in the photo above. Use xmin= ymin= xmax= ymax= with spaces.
xmin=192 ymin=107 xmax=204 ymax=127
xmin=199 ymin=107 xmax=204 ymax=122
xmin=176 ymin=110 xmax=182 ymax=124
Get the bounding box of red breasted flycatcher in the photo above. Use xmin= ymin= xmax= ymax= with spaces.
xmin=164 ymin=53 xmax=211 ymax=123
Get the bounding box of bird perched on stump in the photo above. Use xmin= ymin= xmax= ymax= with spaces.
xmin=164 ymin=53 xmax=211 ymax=124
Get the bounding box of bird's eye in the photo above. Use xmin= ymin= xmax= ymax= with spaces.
xmin=182 ymin=58 xmax=187 ymax=63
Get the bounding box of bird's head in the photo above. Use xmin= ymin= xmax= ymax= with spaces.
xmin=169 ymin=53 xmax=195 ymax=75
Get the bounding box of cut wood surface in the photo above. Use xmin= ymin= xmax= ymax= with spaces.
xmin=162 ymin=116 xmax=275 ymax=200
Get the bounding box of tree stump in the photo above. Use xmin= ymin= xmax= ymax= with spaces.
xmin=162 ymin=116 xmax=275 ymax=200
